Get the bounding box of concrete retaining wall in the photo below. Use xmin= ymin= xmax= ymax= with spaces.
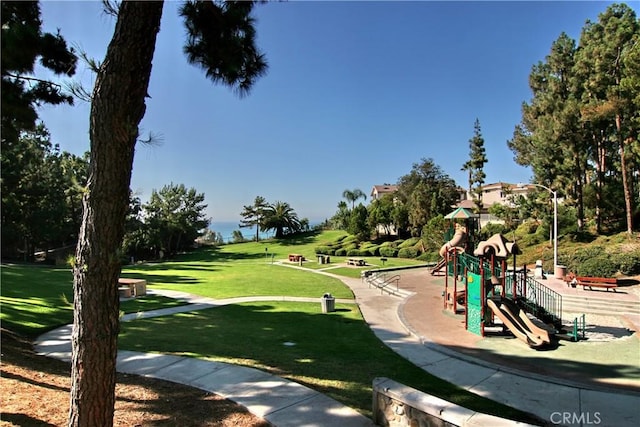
xmin=372 ymin=377 xmax=536 ymax=427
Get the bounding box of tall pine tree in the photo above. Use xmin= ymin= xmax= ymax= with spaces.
xmin=461 ymin=118 xmax=487 ymax=216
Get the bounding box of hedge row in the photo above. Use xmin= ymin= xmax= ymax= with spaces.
xmin=315 ymin=236 xmax=433 ymax=260
xmin=563 ymin=247 xmax=640 ymax=277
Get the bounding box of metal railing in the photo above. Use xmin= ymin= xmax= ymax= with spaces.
xmin=505 ymin=273 xmax=562 ymax=326
xmin=569 ymin=314 xmax=586 ymax=341
xmin=364 ymin=272 xmax=401 ymax=295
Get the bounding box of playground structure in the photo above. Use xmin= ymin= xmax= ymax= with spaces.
xmin=431 ymin=207 xmax=478 ymax=276
xmin=442 ymin=232 xmax=563 ymax=348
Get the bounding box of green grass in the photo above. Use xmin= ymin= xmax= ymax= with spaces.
xmin=0 ymin=264 xmax=188 ymax=336
xmin=123 ymin=248 xmax=353 ymax=300
xmin=1 ymin=264 xmax=75 ymax=336
xmin=118 ymin=301 xmax=534 ymax=422
xmin=2 ymin=231 xmax=540 ymax=424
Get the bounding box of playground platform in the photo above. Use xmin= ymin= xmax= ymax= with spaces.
xmin=398 ymin=268 xmax=640 ymax=391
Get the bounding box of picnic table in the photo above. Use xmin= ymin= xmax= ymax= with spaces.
xmin=347 ymin=257 xmax=366 ymax=266
xmin=288 ymin=254 xmax=305 ymax=262
xmin=118 ymin=278 xmax=147 ymax=297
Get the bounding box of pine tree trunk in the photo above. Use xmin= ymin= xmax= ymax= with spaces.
xmin=69 ymin=2 xmax=163 ymax=426
xmin=617 ymin=114 xmax=634 ymax=235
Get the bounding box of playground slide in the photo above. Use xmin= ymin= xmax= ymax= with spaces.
xmin=486 ymin=299 xmax=546 ymax=348
xmin=498 ymin=300 xmax=550 ymax=346
xmin=438 ymin=228 xmax=467 ymax=257
xmin=500 ymin=298 xmax=552 ymax=344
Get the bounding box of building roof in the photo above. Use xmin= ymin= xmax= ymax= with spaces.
xmin=371 ymin=185 xmax=398 ymax=196
xmin=444 ymin=207 xmax=478 ymax=219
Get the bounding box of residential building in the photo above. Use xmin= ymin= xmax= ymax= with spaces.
xmin=457 ymin=182 xmax=532 ymax=227
xmin=370 ymin=184 xmax=398 ymax=201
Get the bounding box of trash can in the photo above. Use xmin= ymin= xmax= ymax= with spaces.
xmin=534 ymin=259 xmax=545 ymax=279
xmin=321 ymin=293 xmax=335 ymax=313
xmin=317 ymin=254 xmax=325 ymax=264
xmin=554 ymin=265 xmax=567 ymax=279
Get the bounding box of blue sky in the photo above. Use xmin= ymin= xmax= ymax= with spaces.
xmin=36 ymin=1 xmax=634 ymax=223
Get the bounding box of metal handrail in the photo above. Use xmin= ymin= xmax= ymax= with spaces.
xmin=505 ymin=272 xmax=562 ymax=326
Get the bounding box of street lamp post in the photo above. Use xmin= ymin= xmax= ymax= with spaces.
xmin=519 ymin=183 xmax=558 ymax=274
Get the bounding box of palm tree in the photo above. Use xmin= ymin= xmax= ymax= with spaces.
xmin=342 ymin=188 xmax=367 ymax=209
xmin=262 ymin=201 xmax=301 ymax=238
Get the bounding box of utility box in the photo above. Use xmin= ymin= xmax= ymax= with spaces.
xmin=321 ymin=293 xmax=335 ymax=313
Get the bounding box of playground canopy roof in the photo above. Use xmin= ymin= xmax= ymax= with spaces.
xmin=444 ymin=207 xmax=478 ymax=219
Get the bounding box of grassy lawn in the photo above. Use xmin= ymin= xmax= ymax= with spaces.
xmin=0 ymin=264 xmax=188 ymax=336
xmin=118 ymin=301 xmax=531 ymax=421
xmin=2 ymin=231 xmax=540 ymax=424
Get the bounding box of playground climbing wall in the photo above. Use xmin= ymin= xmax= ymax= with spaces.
xmin=466 ymin=271 xmax=483 ymax=336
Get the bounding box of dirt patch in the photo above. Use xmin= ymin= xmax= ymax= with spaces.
xmin=0 ymin=329 xmax=270 ymax=427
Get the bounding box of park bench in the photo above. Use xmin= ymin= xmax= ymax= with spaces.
xmin=347 ymin=257 xmax=366 ymax=266
xmin=572 ymin=276 xmax=619 ymax=292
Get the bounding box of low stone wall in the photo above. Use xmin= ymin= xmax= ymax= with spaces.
xmin=372 ymin=377 xmax=536 ymax=427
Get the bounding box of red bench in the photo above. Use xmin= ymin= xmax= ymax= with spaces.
xmin=573 ymin=276 xmax=619 ymax=292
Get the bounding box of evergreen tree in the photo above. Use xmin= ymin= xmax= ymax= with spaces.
xmin=69 ymin=2 xmax=268 ymax=425
xmin=143 ymin=183 xmax=209 ymax=256
xmin=508 ymin=33 xmax=587 ymax=230
xmin=1 ymin=1 xmax=77 ymax=142
xmin=461 ymin=118 xmax=487 ymax=215
xmin=239 ymin=196 xmax=268 ymax=241
xmin=576 ymin=3 xmax=639 ymax=234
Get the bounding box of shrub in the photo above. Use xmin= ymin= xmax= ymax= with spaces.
xmin=399 ymin=237 xmax=420 ymax=248
xmin=343 ymin=235 xmax=359 ymax=244
xmin=359 ymin=242 xmax=380 ymax=256
xmin=418 ymin=251 xmax=440 ymax=262
xmin=577 ymin=256 xmax=618 ymax=277
xmin=398 ymin=247 xmax=419 ymax=259
xmin=314 ymin=246 xmax=331 ymax=255
xmin=570 ymin=245 xmax=605 ymax=266
xmin=379 ymin=247 xmax=398 ymax=258
xmin=479 ymin=223 xmax=506 ymax=240
xmin=343 ymin=244 xmax=357 ymax=252
xmin=347 ymin=249 xmax=367 ymax=257
xmin=613 ymin=252 xmax=640 ymax=275
xmin=335 ymin=248 xmax=347 ymax=256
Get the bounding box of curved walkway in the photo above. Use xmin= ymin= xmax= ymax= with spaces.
xmin=34 ymin=291 xmax=374 ymax=427
xmin=35 ymin=264 xmax=640 ymax=427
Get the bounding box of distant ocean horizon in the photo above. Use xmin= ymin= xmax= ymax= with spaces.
xmin=209 ymin=221 xmax=273 ymax=243
xmin=209 ymin=220 xmax=324 ymax=243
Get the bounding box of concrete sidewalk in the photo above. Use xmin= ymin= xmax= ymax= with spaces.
xmin=34 ymin=292 xmax=374 ymax=427
xmin=34 ymin=268 xmax=640 ymax=426
xmin=326 ymin=271 xmax=640 ymax=427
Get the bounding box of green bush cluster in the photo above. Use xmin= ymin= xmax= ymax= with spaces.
xmin=397 ymin=247 xmax=419 ymax=258
xmin=614 ymin=252 xmax=640 ymax=275
xmin=379 ymin=246 xmax=399 ymax=257
xmin=563 ymin=245 xmax=640 ymax=277
xmin=576 ymin=257 xmax=618 ymax=277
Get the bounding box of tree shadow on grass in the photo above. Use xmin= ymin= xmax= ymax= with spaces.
xmin=121 ymin=273 xmax=201 ymax=286
xmin=274 ymin=231 xmax=321 ymax=246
